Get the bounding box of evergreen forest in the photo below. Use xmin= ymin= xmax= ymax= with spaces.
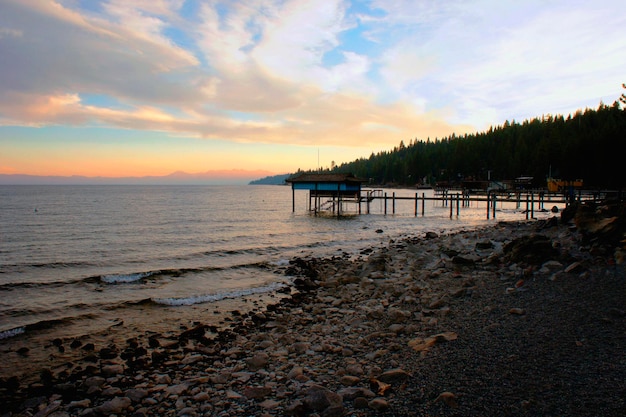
xmin=318 ymin=101 xmax=626 ymax=189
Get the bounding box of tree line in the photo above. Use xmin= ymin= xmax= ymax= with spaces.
xmin=318 ymin=100 xmax=625 ymax=189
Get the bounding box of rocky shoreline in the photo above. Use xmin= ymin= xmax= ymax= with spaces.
xmin=1 ymin=201 xmax=625 ymax=416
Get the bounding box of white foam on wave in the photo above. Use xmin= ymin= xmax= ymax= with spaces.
xmin=272 ymin=259 xmax=291 ymax=267
xmin=101 ymin=272 xmax=152 ymax=284
xmin=0 ymin=327 xmax=25 ymax=340
xmin=152 ymin=281 xmax=288 ymax=306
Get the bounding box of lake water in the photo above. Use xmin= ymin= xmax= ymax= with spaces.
xmin=0 ymin=184 xmax=559 ymax=380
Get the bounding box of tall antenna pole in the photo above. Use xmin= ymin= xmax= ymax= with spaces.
xmin=318 ymin=148 xmax=320 ymax=172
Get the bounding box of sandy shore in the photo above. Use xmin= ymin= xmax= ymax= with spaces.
xmin=1 ymin=208 xmax=625 ymax=416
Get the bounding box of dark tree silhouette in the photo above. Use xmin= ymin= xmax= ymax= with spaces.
xmin=300 ymin=99 xmax=626 ymax=189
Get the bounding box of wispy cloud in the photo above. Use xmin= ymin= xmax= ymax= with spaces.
xmin=0 ymin=0 xmax=624 ymax=176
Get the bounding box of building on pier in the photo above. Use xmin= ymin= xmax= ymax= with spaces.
xmin=285 ymin=173 xmax=366 ymax=215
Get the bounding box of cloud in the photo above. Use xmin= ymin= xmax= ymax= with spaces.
xmin=0 ymin=0 xmax=470 ymax=147
xmin=0 ymin=27 xmax=23 ymax=39
xmin=251 ymin=0 xmax=350 ymax=81
xmin=0 ymin=0 xmax=202 ymax=104
xmin=0 ymin=92 xmax=87 ymax=126
xmin=1 ymin=0 xmax=624 ymax=163
xmin=371 ymin=0 xmax=626 ymax=126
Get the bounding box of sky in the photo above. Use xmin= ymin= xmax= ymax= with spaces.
xmin=1 ymin=0 xmax=625 ymax=180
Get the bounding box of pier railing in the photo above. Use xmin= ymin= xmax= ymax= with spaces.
xmin=353 ymin=188 xmax=613 ymax=220
xmin=303 ymin=187 xmax=620 ymax=219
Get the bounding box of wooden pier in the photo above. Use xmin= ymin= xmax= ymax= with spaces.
xmin=358 ymin=188 xmax=613 ymax=219
xmin=303 ymin=188 xmax=608 ymax=219
xmin=286 ymin=173 xmax=617 ymax=219
xmin=360 ymin=190 xmax=565 ymax=219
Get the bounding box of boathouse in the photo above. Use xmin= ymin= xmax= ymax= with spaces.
xmin=286 ymin=173 xmax=366 ymax=215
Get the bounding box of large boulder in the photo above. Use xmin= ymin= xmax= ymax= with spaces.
xmin=574 ymin=200 xmax=625 ymax=246
xmin=503 ymin=234 xmax=558 ymax=265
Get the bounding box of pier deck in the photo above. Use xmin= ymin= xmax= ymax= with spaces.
xmin=302 ymin=187 xmax=616 ymax=220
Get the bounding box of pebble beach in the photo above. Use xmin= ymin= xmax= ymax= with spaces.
xmin=1 ymin=203 xmax=625 ymax=417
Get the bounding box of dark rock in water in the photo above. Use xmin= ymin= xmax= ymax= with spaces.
xmin=503 ymin=234 xmax=558 ymax=265
xmin=121 ymin=347 xmax=139 ymax=361
xmin=288 ymin=257 xmax=320 ymax=279
xmin=2 ymin=376 xmax=19 ymax=392
xmin=82 ymin=365 xmax=99 ymax=376
xmin=83 ymin=354 xmax=98 ymax=363
xmin=452 ymin=255 xmax=475 ymax=265
xmin=126 ymin=338 xmax=139 ymax=349
xmin=425 ymin=231 xmax=438 ymax=239
xmin=375 ymin=229 xmax=384 ymax=234
xmin=551 ymin=205 xmax=559 ymax=213
xmin=151 ymin=350 xmax=167 ymax=365
xmin=251 ymin=312 xmax=268 ymax=324
xmin=81 ymin=343 xmax=95 ymax=351
xmin=162 ymin=340 xmax=180 ymax=350
xmin=277 ymin=285 xmax=291 ymax=294
xmin=52 ymin=338 xmax=63 ymax=347
xmin=148 ymin=336 xmax=161 ymax=348
xmin=40 ymin=369 xmax=53 ymax=386
xmin=54 ymin=382 xmax=77 ymax=398
xmin=442 ymin=248 xmax=459 ymax=258
xmin=475 ymin=240 xmax=494 ymax=250
xmin=17 ymin=347 xmax=29 ymax=356
xmin=99 ymin=346 xmax=118 ymax=360
xmin=266 ymin=302 xmax=281 ymax=312
xmin=70 ymin=339 xmax=82 ymax=349
xmin=129 ymin=357 xmax=149 ymax=369
xmin=293 ymin=277 xmax=319 ymax=291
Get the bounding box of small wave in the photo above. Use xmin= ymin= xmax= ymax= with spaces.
xmin=98 ymin=263 xmax=268 ymax=285
xmin=26 ymin=318 xmax=69 ymax=331
xmin=0 ymin=276 xmax=90 ymax=291
xmin=0 ymin=327 xmax=25 ymax=340
xmin=19 ymin=314 xmax=98 ymax=333
xmin=100 ymin=271 xmax=155 ymax=284
xmin=152 ymin=282 xmax=288 ymax=306
xmin=272 ymin=259 xmax=291 ymax=267
xmin=0 ymin=260 xmax=99 ymax=271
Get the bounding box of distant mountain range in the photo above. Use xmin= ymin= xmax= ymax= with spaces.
xmin=0 ymin=169 xmax=280 ymax=185
xmin=248 ymin=173 xmax=292 ymax=185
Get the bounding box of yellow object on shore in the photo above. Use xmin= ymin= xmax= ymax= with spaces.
xmin=547 ymin=178 xmax=583 ymax=192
